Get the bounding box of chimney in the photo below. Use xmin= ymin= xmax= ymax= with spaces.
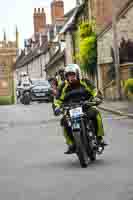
xmin=33 ymin=8 xmax=46 ymax=34
xmin=51 ymin=0 xmax=64 ymax=25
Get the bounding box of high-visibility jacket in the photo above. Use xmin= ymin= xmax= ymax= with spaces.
xmin=54 ymin=79 xmax=97 ymax=108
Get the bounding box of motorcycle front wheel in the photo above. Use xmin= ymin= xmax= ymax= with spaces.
xmin=73 ymin=130 xmax=89 ymax=168
xmin=23 ymin=92 xmax=31 ymax=105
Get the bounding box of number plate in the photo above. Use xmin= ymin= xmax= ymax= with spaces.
xmin=36 ymin=93 xmax=45 ymax=96
xmin=69 ymin=107 xmax=83 ymax=118
xmin=72 ymin=122 xmax=80 ymax=129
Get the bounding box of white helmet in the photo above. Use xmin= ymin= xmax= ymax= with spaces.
xmin=65 ymin=64 xmax=81 ymax=79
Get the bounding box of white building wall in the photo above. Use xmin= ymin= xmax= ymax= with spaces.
xmin=16 ymin=49 xmax=51 ymax=81
xmin=65 ymin=31 xmax=73 ymax=65
xmin=16 ymin=66 xmax=28 ymax=81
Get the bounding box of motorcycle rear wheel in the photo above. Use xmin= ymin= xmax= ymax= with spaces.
xmin=86 ymin=120 xmax=96 ymax=161
xmin=81 ymin=119 xmax=96 ymax=162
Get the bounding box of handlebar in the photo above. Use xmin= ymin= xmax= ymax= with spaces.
xmin=62 ymin=99 xmax=102 ymax=110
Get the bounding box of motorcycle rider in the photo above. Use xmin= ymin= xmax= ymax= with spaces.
xmin=48 ymin=77 xmax=58 ymax=113
xmin=18 ymin=72 xmax=32 ymax=87
xmin=54 ymin=64 xmax=105 ymax=154
xmin=17 ymin=72 xmax=32 ymax=101
xmin=49 ymin=77 xmax=58 ymax=96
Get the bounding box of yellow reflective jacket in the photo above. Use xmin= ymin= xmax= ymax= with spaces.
xmin=54 ymin=79 xmax=97 ymax=108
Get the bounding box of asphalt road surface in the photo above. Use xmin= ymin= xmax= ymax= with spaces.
xmin=0 ymin=102 xmax=132 ymax=200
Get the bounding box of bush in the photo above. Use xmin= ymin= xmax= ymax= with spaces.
xmin=0 ymin=96 xmax=13 ymax=105
xmin=124 ymin=79 xmax=133 ymax=96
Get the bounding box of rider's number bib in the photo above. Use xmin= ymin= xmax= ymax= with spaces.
xmin=69 ymin=107 xmax=83 ymax=118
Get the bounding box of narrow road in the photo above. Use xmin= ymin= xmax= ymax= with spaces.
xmin=0 ymin=103 xmax=132 ymax=200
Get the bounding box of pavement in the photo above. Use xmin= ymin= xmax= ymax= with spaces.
xmin=99 ymin=100 xmax=133 ymax=119
xmin=0 ymin=102 xmax=132 ymax=200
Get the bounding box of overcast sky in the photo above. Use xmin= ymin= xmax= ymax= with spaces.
xmin=0 ymin=0 xmax=76 ymax=48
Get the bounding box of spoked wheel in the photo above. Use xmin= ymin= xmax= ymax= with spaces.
xmin=77 ymin=146 xmax=89 ymax=168
xmin=79 ymin=118 xmax=96 ymax=162
xmin=73 ymin=129 xmax=89 ymax=168
xmin=76 ymin=134 xmax=89 ymax=168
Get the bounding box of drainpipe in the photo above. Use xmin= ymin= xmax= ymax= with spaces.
xmin=112 ymin=0 xmax=122 ymax=100
xmin=71 ymin=31 xmax=76 ymax=63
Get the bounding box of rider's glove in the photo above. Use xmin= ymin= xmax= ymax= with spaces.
xmin=54 ymin=107 xmax=61 ymax=116
xmin=93 ymin=97 xmax=102 ymax=104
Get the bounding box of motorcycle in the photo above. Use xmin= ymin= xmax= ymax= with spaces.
xmin=60 ymin=90 xmax=104 ymax=168
xmin=18 ymin=83 xmax=31 ymax=105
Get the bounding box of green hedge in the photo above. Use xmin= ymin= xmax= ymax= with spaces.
xmin=0 ymin=96 xmax=13 ymax=105
xmin=0 ymin=79 xmax=17 ymax=105
xmin=125 ymin=79 xmax=133 ymax=95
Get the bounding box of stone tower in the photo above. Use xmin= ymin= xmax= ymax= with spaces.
xmin=51 ymin=0 xmax=64 ymax=25
xmin=33 ymin=8 xmax=46 ymax=34
xmin=3 ymin=30 xmax=7 ymax=42
xmin=15 ymin=26 xmax=19 ymax=48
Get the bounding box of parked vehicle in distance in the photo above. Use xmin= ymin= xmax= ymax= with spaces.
xmin=31 ymin=79 xmax=52 ymax=102
xmin=19 ymin=83 xmax=31 ymax=105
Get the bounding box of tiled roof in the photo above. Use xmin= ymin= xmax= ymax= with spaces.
xmin=64 ymin=7 xmax=76 ymax=19
xmin=60 ymin=4 xmax=84 ymax=34
xmin=15 ymin=41 xmax=49 ymax=69
xmin=45 ymin=50 xmax=64 ymax=71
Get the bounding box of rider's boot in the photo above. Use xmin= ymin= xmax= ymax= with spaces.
xmin=64 ymin=144 xmax=76 ymax=154
xmin=97 ymin=136 xmax=108 ymax=147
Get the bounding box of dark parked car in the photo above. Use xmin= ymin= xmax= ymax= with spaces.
xmin=31 ymin=80 xmax=52 ymax=102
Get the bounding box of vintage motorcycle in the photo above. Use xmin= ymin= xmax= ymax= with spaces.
xmin=60 ymin=89 xmax=104 ymax=168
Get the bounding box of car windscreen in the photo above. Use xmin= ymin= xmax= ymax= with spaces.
xmin=33 ymin=80 xmax=50 ymax=87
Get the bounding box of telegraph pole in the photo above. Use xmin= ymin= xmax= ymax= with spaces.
xmin=112 ymin=0 xmax=122 ymax=100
